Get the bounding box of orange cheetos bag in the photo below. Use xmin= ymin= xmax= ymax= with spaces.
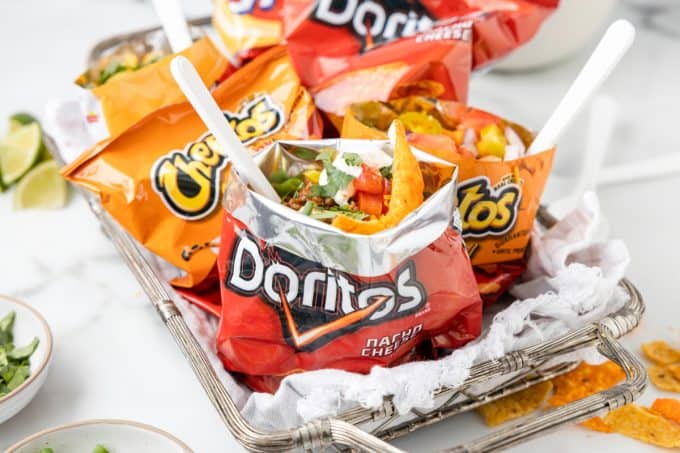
xmin=63 ymin=46 xmax=323 ymax=287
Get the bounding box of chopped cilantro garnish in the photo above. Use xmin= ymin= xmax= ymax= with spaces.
xmin=379 ymin=165 xmax=393 ymax=180
xmin=300 ymin=200 xmax=315 ymax=216
xmin=315 ymin=149 xmax=335 ymax=163
xmin=98 ymin=61 xmax=128 ymax=85
xmin=343 ymin=152 xmax=362 ymax=167
xmin=290 ymin=147 xmax=318 ymax=161
xmin=311 ymin=150 xmax=355 ymax=197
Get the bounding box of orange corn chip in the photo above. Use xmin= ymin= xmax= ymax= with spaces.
xmin=549 ymin=361 xmax=626 ymax=407
xmin=604 ymin=404 xmax=680 ymax=448
xmin=477 ymin=381 xmax=553 ymax=427
xmin=651 ymin=398 xmax=680 ymax=425
xmin=642 ymin=340 xmax=680 ymax=365
xmin=580 ymin=417 xmax=614 ymax=433
xmin=669 ymin=363 xmax=680 ymax=381
xmin=648 ymin=365 xmax=680 ymax=393
xmin=332 ymin=120 xmax=424 ymax=235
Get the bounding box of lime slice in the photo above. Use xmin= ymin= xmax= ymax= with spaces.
xmin=0 ymin=123 xmax=43 ymax=185
xmin=9 ymin=112 xmax=37 ymax=132
xmin=14 ymin=160 xmax=68 ymax=210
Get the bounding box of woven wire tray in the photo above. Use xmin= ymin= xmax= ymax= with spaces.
xmin=49 ymin=21 xmax=648 ymax=452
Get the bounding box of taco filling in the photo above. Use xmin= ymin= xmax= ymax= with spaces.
xmin=270 ymin=120 xmax=426 ymax=234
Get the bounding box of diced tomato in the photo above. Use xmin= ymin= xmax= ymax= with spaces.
xmin=459 ymin=109 xmax=503 ymax=132
xmin=353 ymin=163 xmax=384 ymax=194
xmin=383 ymin=178 xmax=391 ymax=195
xmin=356 ymin=191 xmax=383 ymax=216
xmin=408 ymin=133 xmax=458 ymax=163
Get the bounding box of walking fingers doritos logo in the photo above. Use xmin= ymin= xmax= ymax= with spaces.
xmin=225 ymin=232 xmax=427 ymax=351
xmin=151 ymin=94 xmax=284 ymax=220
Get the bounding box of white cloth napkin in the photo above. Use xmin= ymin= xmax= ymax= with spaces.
xmin=173 ymin=192 xmax=629 ymax=431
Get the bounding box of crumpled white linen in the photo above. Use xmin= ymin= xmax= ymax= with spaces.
xmin=173 ymin=192 xmax=629 ymax=431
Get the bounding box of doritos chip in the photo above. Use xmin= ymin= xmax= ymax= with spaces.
xmin=604 ymin=404 xmax=680 ymax=448
xmin=476 ymin=380 xmax=553 ymax=427
xmin=648 ymin=365 xmax=680 ymax=393
xmin=332 ymin=120 xmax=424 ymax=234
xmin=78 ymin=37 xmax=229 ymax=143
xmin=581 ymin=417 xmax=615 ymax=433
xmin=651 ymin=398 xmax=680 ymax=425
xmin=63 ymin=46 xmax=322 ymax=287
xmin=549 ymin=361 xmax=626 ymax=407
xmin=642 ymin=340 xmax=680 ymax=365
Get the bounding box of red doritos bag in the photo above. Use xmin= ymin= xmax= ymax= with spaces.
xmin=214 ymin=1 xmax=558 ymax=127
xmin=215 ymin=135 xmax=482 ymax=392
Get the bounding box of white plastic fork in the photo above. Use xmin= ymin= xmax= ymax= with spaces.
xmin=151 ymin=0 xmax=193 ymax=53
xmin=547 ymin=95 xmax=618 ymax=219
xmin=170 ymin=56 xmax=281 ymax=202
xmin=528 ymin=20 xmax=635 ymax=155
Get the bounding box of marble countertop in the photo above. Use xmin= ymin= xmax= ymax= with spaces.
xmin=1 ymin=1 xmax=679 ymax=451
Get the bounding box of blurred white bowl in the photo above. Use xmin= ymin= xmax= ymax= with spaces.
xmin=494 ymin=0 xmax=618 ymax=71
xmin=0 ymin=295 xmax=52 ymax=424
xmin=7 ymin=419 xmax=193 ymax=452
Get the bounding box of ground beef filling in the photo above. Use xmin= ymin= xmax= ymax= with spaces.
xmin=283 ymin=181 xmax=361 ymax=214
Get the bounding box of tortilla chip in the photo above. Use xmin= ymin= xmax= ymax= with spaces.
xmin=549 ymin=361 xmax=626 ymax=407
xmin=669 ymin=363 xmax=680 ymax=381
xmin=476 ymin=380 xmax=553 ymax=427
xmin=651 ymin=398 xmax=680 ymax=425
xmin=392 ymin=80 xmax=446 ymax=99
xmin=642 ymin=340 xmax=680 ymax=365
xmin=581 ymin=417 xmax=614 ymax=433
xmin=649 ymin=365 xmax=680 ymax=393
xmin=604 ymin=404 xmax=680 ymax=448
xmin=332 ymin=120 xmax=424 ymax=234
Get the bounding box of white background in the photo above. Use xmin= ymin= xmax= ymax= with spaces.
xmin=1 ymin=0 xmax=679 ymax=451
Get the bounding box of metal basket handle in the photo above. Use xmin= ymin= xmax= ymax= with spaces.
xmin=443 ymin=322 xmax=647 ymax=452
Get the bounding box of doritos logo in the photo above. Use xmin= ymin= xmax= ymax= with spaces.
xmin=457 ymin=176 xmax=521 ymax=238
xmin=225 ymin=232 xmax=427 ymax=351
xmin=313 ymin=0 xmax=434 ymax=51
xmin=151 ymin=95 xmax=284 ymax=220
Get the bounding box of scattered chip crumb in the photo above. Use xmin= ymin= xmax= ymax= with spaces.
xmin=641 ymin=341 xmax=680 ymax=366
xmin=604 ymin=404 xmax=680 ymax=448
xmin=549 ymin=361 xmax=625 ymax=407
xmin=651 ymin=398 xmax=680 ymax=425
xmin=648 ymin=365 xmax=680 ymax=393
xmin=580 ymin=416 xmax=614 ymax=433
xmin=477 ymin=380 xmax=553 ymax=427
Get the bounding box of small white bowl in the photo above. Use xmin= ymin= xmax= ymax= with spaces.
xmin=7 ymin=419 xmax=193 ymax=452
xmin=0 ymin=295 xmax=53 ymax=424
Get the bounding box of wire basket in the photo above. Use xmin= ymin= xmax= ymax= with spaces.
xmin=47 ymin=20 xmax=648 ymax=451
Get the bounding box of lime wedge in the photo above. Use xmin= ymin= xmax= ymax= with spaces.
xmin=0 ymin=123 xmax=43 ymax=185
xmin=14 ymin=160 xmax=68 ymax=210
xmin=9 ymin=112 xmax=38 ymax=132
